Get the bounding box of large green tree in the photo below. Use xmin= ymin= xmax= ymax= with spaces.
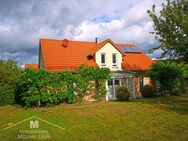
xmin=148 ymin=0 xmax=188 ymax=63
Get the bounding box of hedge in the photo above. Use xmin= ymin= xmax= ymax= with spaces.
xmin=16 ymin=65 xmax=110 ymax=107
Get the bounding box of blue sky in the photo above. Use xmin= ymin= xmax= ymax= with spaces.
xmin=0 ymin=0 xmax=164 ymax=65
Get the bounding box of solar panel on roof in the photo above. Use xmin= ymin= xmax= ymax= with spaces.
xmin=120 ymin=46 xmax=141 ymax=53
xmin=121 ymin=46 xmax=128 ymax=52
xmin=126 ymin=47 xmax=134 ymax=52
xmin=135 ymin=47 xmax=142 ymax=52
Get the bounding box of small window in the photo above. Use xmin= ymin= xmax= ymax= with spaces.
xmin=101 ymin=53 xmax=106 ymax=66
xmin=108 ymin=80 xmax=113 ymax=86
xmin=112 ymin=53 xmax=117 ymax=66
xmin=115 ymin=79 xmax=120 ymax=85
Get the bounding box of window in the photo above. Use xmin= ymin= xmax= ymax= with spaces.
xmin=101 ymin=53 xmax=106 ymax=66
xmin=115 ymin=79 xmax=120 ymax=85
xmin=108 ymin=80 xmax=113 ymax=86
xmin=112 ymin=53 xmax=117 ymax=66
xmin=108 ymin=79 xmax=120 ymax=86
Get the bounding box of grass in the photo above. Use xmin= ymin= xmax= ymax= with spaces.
xmin=0 ymin=95 xmax=188 ymax=141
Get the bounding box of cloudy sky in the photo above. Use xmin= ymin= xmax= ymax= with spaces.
xmin=0 ymin=0 xmax=164 ymax=65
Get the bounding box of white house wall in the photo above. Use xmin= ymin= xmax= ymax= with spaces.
xmin=95 ymin=42 xmax=122 ymax=71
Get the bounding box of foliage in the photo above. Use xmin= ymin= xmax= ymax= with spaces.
xmin=116 ymin=86 xmax=130 ymax=101
xmin=147 ymin=61 xmax=185 ymax=95
xmin=0 ymin=85 xmax=15 ymax=105
xmin=141 ymin=85 xmax=155 ymax=98
xmin=76 ymin=65 xmax=110 ymax=101
xmin=181 ymin=64 xmax=188 ymax=93
xmin=16 ymin=65 xmax=110 ymax=107
xmin=0 ymin=59 xmax=21 ymax=105
xmin=17 ymin=69 xmax=65 ymax=107
xmin=182 ymin=63 xmax=188 ymax=78
xmin=58 ymin=70 xmax=86 ymax=103
xmin=148 ymin=0 xmax=188 ymax=63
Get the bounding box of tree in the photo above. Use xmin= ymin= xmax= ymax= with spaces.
xmin=0 ymin=59 xmax=21 ymax=105
xmin=147 ymin=61 xmax=185 ymax=95
xmin=148 ymin=0 xmax=188 ymax=63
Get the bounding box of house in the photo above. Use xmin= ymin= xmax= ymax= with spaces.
xmin=25 ymin=38 xmax=153 ymax=100
xmin=24 ymin=64 xmax=38 ymax=70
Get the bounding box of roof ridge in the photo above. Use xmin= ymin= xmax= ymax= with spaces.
xmin=40 ymin=38 xmax=63 ymax=41
xmin=40 ymin=38 xmax=136 ymax=46
xmin=90 ymin=38 xmax=124 ymax=55
xmin=40 ymin=38 xmax=96 ymax=43
xmin=96 ymin=38 xmax=111 ymax=45
xmin=71 ymin=40 xmax=95 ymax=43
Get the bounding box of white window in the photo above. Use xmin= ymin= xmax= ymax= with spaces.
xmin=112 ymin=53 xmax=117 ymax=66
xmin=101 ymin=53 xmax=106 ymax=66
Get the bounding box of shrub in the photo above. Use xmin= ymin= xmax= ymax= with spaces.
xmin=16 ymin=66 xmax=111 ymax=107
xmin=147 ymin=61 xmax=184 ymax=95
xmin=16 ymin=69 xmax=67 ymax=107
xmin=116 ymin=87 xmax=130 ymax=101
xmin=0 ymin=85 xmax=15 ymax=105
xmin=141 ymin=85 xmax=155 ymax=98
xmin=0 ymin=59 xmax=21 ymax=105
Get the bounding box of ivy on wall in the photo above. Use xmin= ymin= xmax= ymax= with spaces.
xmin=16 ymin=65 xmax=110 ymax=107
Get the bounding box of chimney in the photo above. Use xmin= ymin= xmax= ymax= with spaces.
xmin=95 ymin=37 xmax=100 ymax=44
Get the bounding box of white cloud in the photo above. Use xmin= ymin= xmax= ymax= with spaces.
xmin=148 ymin=49 xmax=164 ymax=59
xmin=0 ymin=0 xmax=164 ymax=64
xmin=70 ymin=0 xmax=163 ymax=49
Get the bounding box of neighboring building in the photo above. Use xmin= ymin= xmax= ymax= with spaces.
xmin=25 ymin=38 xmax=153 ymax=100
xmin=24 ymin=64 xmax=38 ymax=70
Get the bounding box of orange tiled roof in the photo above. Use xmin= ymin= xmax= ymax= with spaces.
xmin=40 ymin=38 xmax=153 ymax=71
xmin=122 ymin=53 xmax=153 ymax=71
xmin=25 ymin=64 xmax=38 ymax=70
xmin=40 ymin=39 xmax=98 ymax=71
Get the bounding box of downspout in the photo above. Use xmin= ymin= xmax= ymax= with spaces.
xmin=132 ymin=74 xmax=136 ymax=98
xmin=105 ymin=80 xmax=109 ymax=101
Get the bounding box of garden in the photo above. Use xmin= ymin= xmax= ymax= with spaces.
xmin=0 ymin=0 xmax=188 ymax=140
xmin=0 ymin=58 xmax=187 ymax=141
xmin=0 ymin=59 xmax=188 ymax=107
xmin=0 ymin=60 xmax=111 ymax=107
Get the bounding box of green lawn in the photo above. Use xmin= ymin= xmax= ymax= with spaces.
xmin=0 ymin=95 xmax=188 ymax=141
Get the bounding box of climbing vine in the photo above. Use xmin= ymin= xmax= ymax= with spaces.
xmin=16 ymin=65 xmax=110 ymax=107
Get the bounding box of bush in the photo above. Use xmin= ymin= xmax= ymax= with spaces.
xmin=116 ymin=87 xmax=130 ymax=101
xmin=0 ymin=59 xmax=21 ymax=105
xmin=16 ymin=66 xmax=110 ymax=107
xmin=0 ymin=85 xmax=15 ymax=105
xmin=147 ymin=61 xmax=184 ymax=95
xmin=141 ymin=85 xmax=155 ymax=98
xmin=16 ymin=69 xmax=68 ymax=107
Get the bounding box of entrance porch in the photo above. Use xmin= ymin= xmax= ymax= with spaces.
xmin=106 ymin=71 xmax=136 ymax=100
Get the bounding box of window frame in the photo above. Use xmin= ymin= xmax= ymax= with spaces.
xmin=101 ymin=53 xmax=106 ymax=67
xmin=112 ymin=53 xmax=117 ymax=67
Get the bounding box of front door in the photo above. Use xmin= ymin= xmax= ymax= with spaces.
xmin=107 ymin=79 xmax=120 ymax=100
